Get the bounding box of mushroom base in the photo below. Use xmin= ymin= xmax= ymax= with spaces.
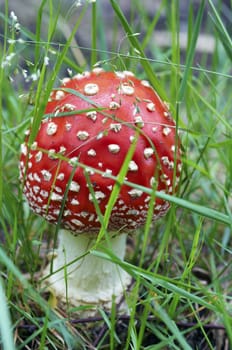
xmin=43 ymin=230 xmax=131 ymax=312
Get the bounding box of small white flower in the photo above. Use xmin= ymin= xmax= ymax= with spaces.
xmin=10 ymin=11 xmax=18 ymax=22
xmin=75 ymin=0 xmax=82 ymax=6
xmin=7 ymin=39 xmax=16 ymax=44
xmin=1 ymin=53 xmax=15 ymax=68
xmin=44 ymin=56 xmax=49 ymax=66
xmin=26 ymin=69 xmax=41 ymax=82
xmin=6 ymin=53 xmax=16 ymax=61
xmin=14 ymin=22 xmax=20 ymax=32
xmin=67 ymin=68 xmax=73 ymax=77
xmin=22 ymin=69 xmax=28 ymax=79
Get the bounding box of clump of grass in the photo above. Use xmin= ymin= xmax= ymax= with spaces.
xmin=0 ymin=0 xmax=232 ymax=349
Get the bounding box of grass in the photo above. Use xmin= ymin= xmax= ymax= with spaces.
xmin=0 ymin=0 xmax=232 ymax=349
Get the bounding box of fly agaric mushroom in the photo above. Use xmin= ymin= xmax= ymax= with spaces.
xmin=19 ymin=68 xmax=182 ymax=309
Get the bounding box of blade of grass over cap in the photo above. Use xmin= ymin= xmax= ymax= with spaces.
xmin=96 ymin=132 xmax=139 ymax=244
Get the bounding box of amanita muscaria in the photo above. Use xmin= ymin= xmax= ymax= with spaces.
xmin=19 ymin=68 xmax=182 ymax=309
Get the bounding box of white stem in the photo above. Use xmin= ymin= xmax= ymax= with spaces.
xmin=44 ymin=230 xmax=131 ymax=308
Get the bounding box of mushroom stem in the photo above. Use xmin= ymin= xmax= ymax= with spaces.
xmin=44 ymin=230 xmax=131 ymax=309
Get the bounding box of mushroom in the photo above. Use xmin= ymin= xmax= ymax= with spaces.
xmin=19 ymin=69 xmax=182 ymax=310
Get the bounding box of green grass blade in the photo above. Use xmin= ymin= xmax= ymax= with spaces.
xmin=208 ymin=0 xmax=232 ymax=60
xmin=110 ymin=0 xmax=168 ymax=101
xmin=92 ymin=249 xmax=218 ymax=313
xmin=153 ymin=300 xmax=192 ymax=350
xmin=91 ymin=0 xmax=97 ymax=66
xmin=0 ymin=278 xmax=15 ymax=350
xmin=122 ymin=179 xmax=232 ymax=226
xmin=97 ymin=132 xmax=139 ymax=243
xmin=178 ymin=0 xmax=205 ymax=101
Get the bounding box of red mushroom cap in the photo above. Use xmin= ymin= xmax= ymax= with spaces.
xmin=19 ymin=69 xmax=182 ymax=233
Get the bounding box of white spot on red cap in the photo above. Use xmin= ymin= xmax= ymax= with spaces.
xmin=62 ymin=103 xmax=75 ymax=111
xmin=34 ymin=173 xmax=41 ymax=182
xmin=89 ymin=191 xmax=106 ymax=202
xmin=21 ymin=143 xmax=27 ymax=156
xmin=31 ymin=142 xmax=38 ymax=150
xmin=73 ymin=73 xmax=84 ymax=80
xmin=65 ymin=122 xmax=72 ymax=131
xmin=92 ymin=67 xmax=104 ymax=74
xmin=41 ymin=169 xmax=52 ymax=181
xmin=129 ymin=135 xmax=135 ymax=143
xmin=55 ymin=90 xmax=65 ymax=100
xmin=118 ymin=83 xmax=134 ymax=96
xmin=89 ymin=214 xmax=95 ymax=222
xmin=102 ymin=117 xmax=108 ymax=124
xmin=61 ymin=77 xmax=71 ymax=85
xmin=50 ymin=192 xmax=63 ymax=201
xmin=144 ymin=147 xmax=154 ymax=159
xmin=53 ymin=209 xmax=60 ymax=215
xmin=87 ymin=149 xmax=96 ymax=157
xmin=109 ymin=101 xmax=120 ymax=110
xmin=48 ymin=149 xmax=56 ymax=159
xmin=28 ymin=173 xmax=34 ymax=181
xmin=69 ymin=157 xmax=79 ymax=166
xmin=146 ymin=102 xmax=155 ymax=112
xmin=134 ymin=116 xmax=144 ymax=128
xmin=84 ymin=83 xmax=99 ymax=95
xmin=102 ymin=169 xmax=112 ymax=177
xmin=141 ymin=80 xmax=150 ymax=87
xmin=164 ymin=111 xmax=170 ymax=117
xmin=70 ymin=181 xmax=80 ymax=192
xmin=64 ymin=209 xmax=71 ymax=216
xmin=129 ymin=160 xmax=138 ymax=172
xmin=46 ymin=122 xmax=58 ymax=136
xmin=97 ymin=132 xmax=104 ymax=140
xmin=108 ymin=144 xmax=120 ymax=154
xmin=123 ymin=70 xmax=135 ymax=77
xmin=35 ymin=151 xmax=43 ymax=162
xmin=127 ymin=209 xmax=139 ymax=215
xmin=57 ymin=173 xmax=65 ymax=181
xmin=33 ymin=186 xmax=40 ymax=194
xmin=128 ymin=188 xmax=143 ymax=198
xmin=40 ymin=190 xmax=49 ymax=198
xmin=115 ymin=71 xmax=125 ymax=79
xmin=110 ymin=123 xmax=122 ymax=133
xmin=163 ymin=127 xmax=171 ymax=136
xmin=71 ymin=198 xmax=80 ymax=205
xmin=77 ymin=130 xmax=89 ymax=141
xmin=71 ymin=219 xmax=85 ymax=227
xmin=161 ymin=156 xmax=174 ymax=169
xmin=58 ymin=146 xmax=66 ymax=154
xmin=86 ymin=110 xmax=97 ymax=122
